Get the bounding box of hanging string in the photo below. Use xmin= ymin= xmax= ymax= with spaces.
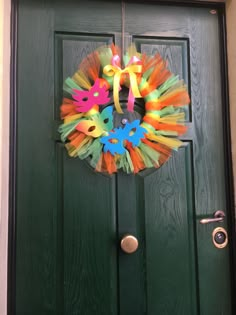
xmin=121 ymin=1 xmax=125 ymax=65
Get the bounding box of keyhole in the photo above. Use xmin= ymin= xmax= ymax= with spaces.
xmin=214 ymin=232 xmax=226 ymax=245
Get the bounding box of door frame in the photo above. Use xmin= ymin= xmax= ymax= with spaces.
xmin=7 ymin=1 xmax=236 ymax=314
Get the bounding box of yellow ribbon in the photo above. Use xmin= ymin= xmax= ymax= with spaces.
xmin=103 ymin=64 xmax=142 ymax=113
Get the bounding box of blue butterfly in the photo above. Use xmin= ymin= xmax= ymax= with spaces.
xmin=100 ymin=120 xmax=147 ymax=155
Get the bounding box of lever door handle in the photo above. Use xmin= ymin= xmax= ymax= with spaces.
xmin=200 ymin=210 xmax=225 ymax=224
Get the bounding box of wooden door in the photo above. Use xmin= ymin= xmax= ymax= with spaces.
xmin=15 ymin=1 xmax=233 ymax=314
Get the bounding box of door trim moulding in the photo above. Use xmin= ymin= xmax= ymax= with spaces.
xmin=8 ymin=0 xmax=17 ymax=314
xmin=7 ymin=1 xmax=235 ymax=315
xmin=218 ymin=8 xmax=236 ymax=312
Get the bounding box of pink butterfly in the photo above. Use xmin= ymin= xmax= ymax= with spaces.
xmin=73 ymin=79 xmax=110 ymax=112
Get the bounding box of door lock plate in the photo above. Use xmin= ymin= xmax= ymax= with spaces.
xmin=212 ymin=227 xmax=228 ymax=249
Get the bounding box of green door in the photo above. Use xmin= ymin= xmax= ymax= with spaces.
xmin=15 ymin=1 xmax=232 ymax=314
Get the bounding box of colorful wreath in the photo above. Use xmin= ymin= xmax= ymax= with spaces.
xmin=59 ymin=44 xmax=190 ymax=174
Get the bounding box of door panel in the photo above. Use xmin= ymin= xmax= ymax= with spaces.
xmin=16 ymin=1 xmax=232 ymax=314
xmin=62 ymin=150 xmax=117 ymax=314
xmin=142 ymin=146 xmax=197 ymax=315
xmin=133 ymin=37 xmax=191 ymax=121
xmin=54 ymin=33 xmax=114 ymax=119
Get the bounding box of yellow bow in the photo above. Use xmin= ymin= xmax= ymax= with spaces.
xmin=103 ymin=64 xmax=142 ymax=113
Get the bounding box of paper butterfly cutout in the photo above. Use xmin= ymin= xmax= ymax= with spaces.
xmin=100 ymin=120 xmax=147 ymax=155
xmin=100 ymin=128 xmax=126 ymax=155
xmin=72 ymin=79 xmax=110 ymax=112
xmin=76 ymin=106 xmax=113 ymax=138
xmin=123 ymin=120 xmax=147 ymax=146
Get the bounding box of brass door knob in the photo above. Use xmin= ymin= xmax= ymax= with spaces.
xmin=120 ymin=235 xmax=139 ymax=254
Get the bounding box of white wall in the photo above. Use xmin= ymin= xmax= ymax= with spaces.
xmin=0 ymin=1 xmax=235 ymax=315
xmin=0 ymin=0 xmax=11 ymax=314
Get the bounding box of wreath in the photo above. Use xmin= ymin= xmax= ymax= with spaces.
xmin=59 ymin=44 xmax=190 ymax=174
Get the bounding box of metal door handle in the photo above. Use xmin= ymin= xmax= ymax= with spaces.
xmin=120 ymin=235 xmax=139 ymax=254
xmin=200 ymin=210 xmax=225 ymax=224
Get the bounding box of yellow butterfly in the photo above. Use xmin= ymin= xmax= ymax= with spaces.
xmin=76 ymin=106 xmax=113 ymax=138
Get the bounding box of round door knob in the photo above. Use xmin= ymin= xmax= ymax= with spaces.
xmin=120 ymin=235 xmax=139 ymax=254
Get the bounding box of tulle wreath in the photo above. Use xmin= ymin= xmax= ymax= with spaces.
xmin=59 ymin=44 xmax=190 ymax=174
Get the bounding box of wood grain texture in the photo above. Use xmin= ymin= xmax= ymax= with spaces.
xmin=54 ymin=0 xmax=122 ymax=34
xmin=54 ymin=33 xmax=114 ymax=119
xmin=117 ymin=174 xmax=146 ymax=314
xmin=188 ymin=10 xmax=231 ymax=314
xmin=16 ymin=1 xmax=232 ymax=314
xmin=140 ymin=146 xmax=198 ymax=315
xmin=16 ymin=0 xmax=121 ymax=314
xmin=63 ymin=153 xmax=117 ymax=314
xmin=133 ymin=37 xmax=191 ymax=121
xmin=16 ymin=1 xmax=56 ymax=314
xmin=126 ymin=3 xmax=232 ymax=314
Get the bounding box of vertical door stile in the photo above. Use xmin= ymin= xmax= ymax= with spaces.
xmin=117 ymin=173 xmax=147 ymax=314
